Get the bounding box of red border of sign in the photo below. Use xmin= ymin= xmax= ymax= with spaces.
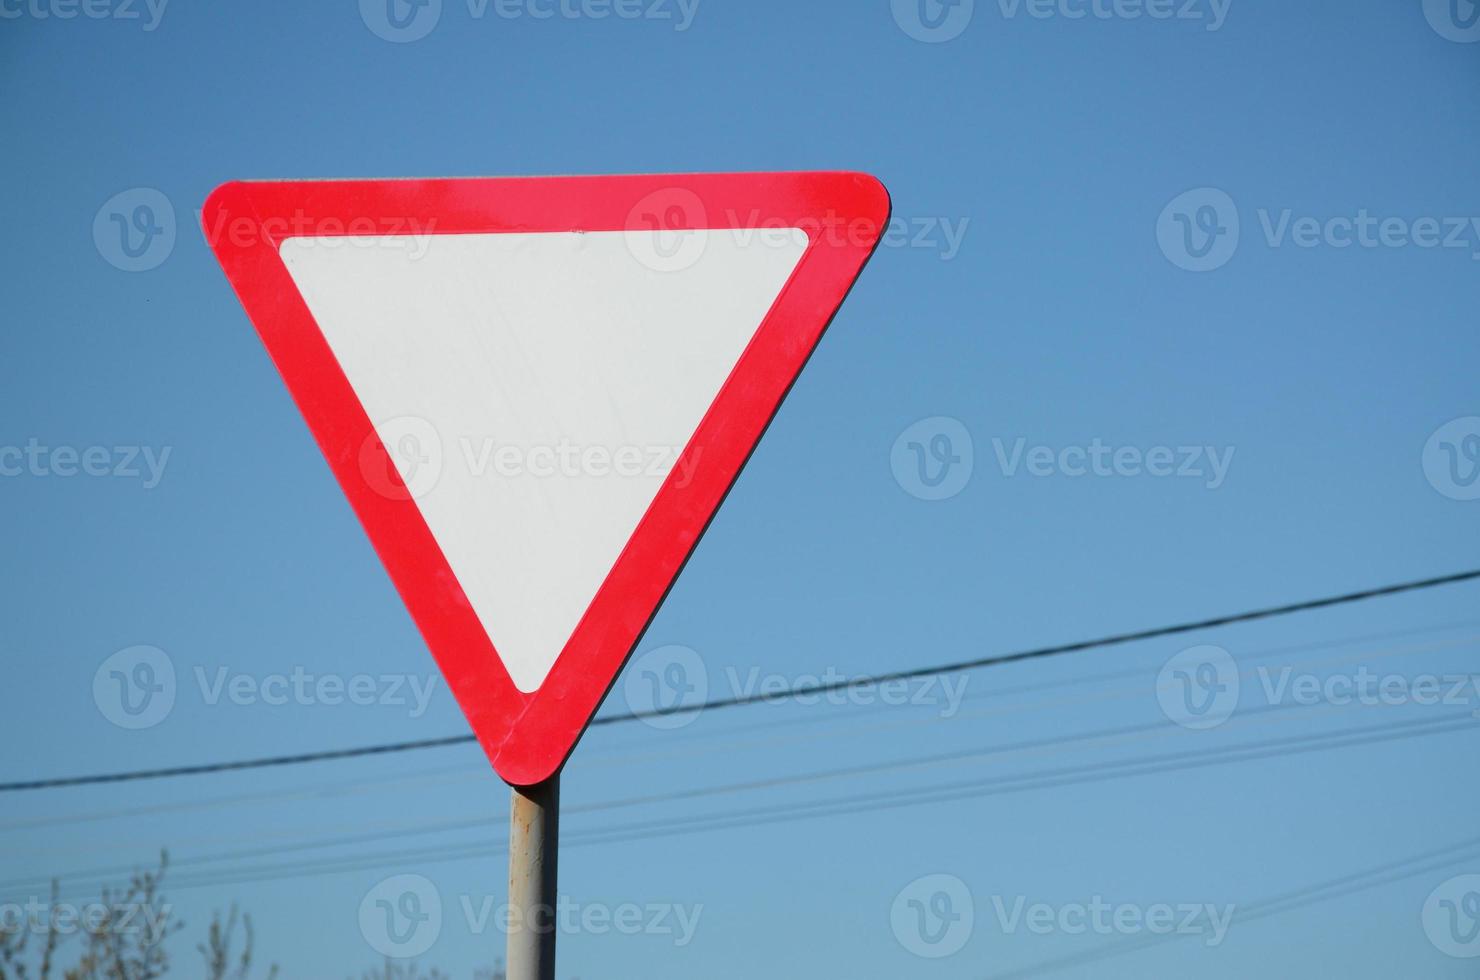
xmin=203 ymin=172 xmax=890 ymax=785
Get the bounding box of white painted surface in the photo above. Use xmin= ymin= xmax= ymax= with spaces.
xmin=280 ymin=229 xmax=808 ymax=691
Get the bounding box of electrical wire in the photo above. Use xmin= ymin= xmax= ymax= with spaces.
xmin=4 ymin=567 xmax=1476 ymax=793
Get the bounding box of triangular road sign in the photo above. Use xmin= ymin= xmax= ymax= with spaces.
xmin=204 ymin=173 xmax=890 ymax=785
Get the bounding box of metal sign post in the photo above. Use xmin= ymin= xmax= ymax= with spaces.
xmin=508 ymin=776 xmax=559 ymax=980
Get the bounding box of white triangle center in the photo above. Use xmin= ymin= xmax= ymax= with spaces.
xmin=279 ymin=229 xmax=808 ymax=691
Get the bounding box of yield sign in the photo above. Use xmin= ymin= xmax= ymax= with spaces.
xmin=204 ymin=173 xmax=890 ymax=785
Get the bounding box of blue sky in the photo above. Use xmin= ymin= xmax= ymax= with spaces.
xmin=3 ymin=0 xmax=1479 ymax=976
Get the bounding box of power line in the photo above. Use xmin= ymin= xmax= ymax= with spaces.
xmin=0 ymin=734 xmax=479 ymax=794
xmin=997 ymin=834 xmax=1480 ymax=978
xmin=0 ymin=693 xmax=1409 ymax=893
xmin=5 ymin=618 xmax=1472 ymax=833
xmin=16 ymin=706 xmax=1477 ymax=902
xmin=7 ymin=702 xmax=1319 ymax=892
xmin=4 ymin=567 xmax=1476 ymax=794
xmin=591 ymin=568 xmax=1480 ymax=725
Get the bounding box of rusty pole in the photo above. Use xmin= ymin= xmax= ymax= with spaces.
xmin=507 ymin=776 xmax=559 ymax=980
